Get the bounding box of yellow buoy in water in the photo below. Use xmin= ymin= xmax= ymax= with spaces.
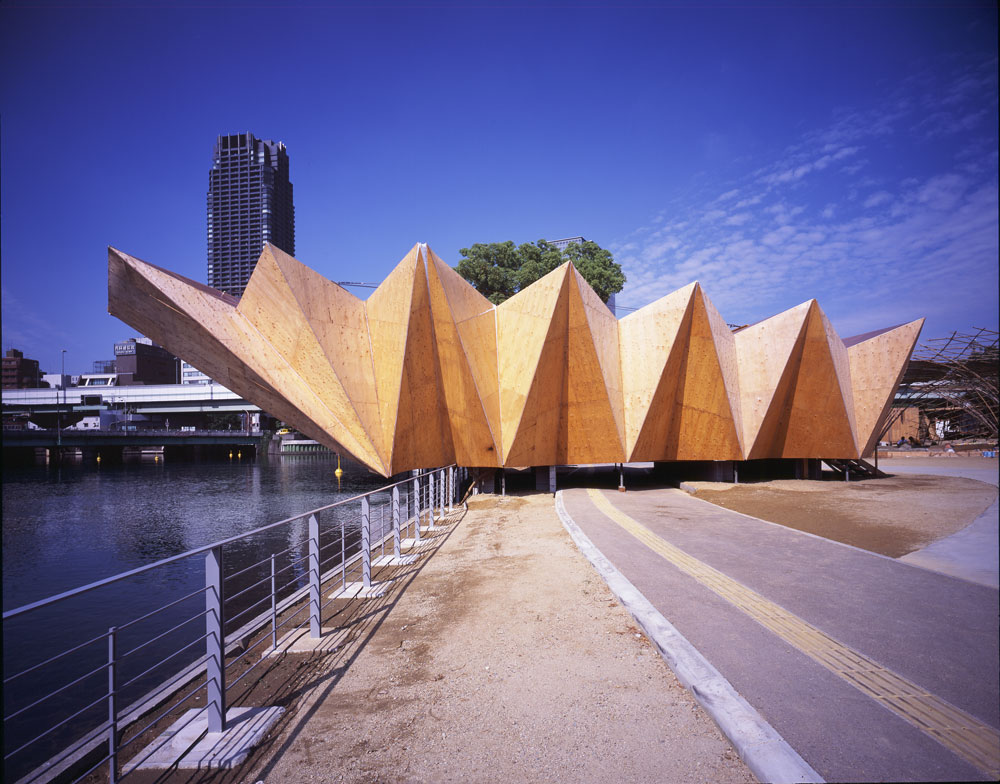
xmin=237 ymin=450 xmax=242 ymax=459
xmin=96 ymin=455 xmax=101 ymax=464
xmin=334 ymin=453 xmax=343 ymax=478
xmin=228 ymin=451 xmax=233 ymax=459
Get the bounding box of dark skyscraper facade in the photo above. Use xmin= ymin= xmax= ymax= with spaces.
xmin=207 ymin=133 xmax=294 ymax=297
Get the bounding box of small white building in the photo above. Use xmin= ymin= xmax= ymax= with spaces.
xmin=78 ymin=373 xmax=118 ymax=387
xmin=180 ymin=360 xmax=213 ymax=385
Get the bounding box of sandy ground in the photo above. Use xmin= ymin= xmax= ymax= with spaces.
xmin=247 ymin=494 xmax=754 ymax=784
xmin=121 ymin=494 xmax=754 ymax=784
xmin=689 ymin=458 xmax=997 ymax=558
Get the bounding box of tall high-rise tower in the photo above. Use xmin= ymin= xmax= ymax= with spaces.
xmin=207 ymin=133 xmax=295 ymax=297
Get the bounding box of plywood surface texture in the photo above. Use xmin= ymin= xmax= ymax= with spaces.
xmin=108 ymin=243 xmax=922 ymax=475
xmin=847 ymin=320 xmax=924 ymax=457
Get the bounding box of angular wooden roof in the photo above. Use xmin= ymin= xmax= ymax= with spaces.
xmin=108 ymin=243 xmax=922 ymax=476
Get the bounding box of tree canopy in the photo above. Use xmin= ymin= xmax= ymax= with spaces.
xmin=456 ymin=239 xmax=625 ymax=305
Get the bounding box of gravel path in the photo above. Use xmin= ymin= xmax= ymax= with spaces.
xmin=239 ymin=493 xmax=756 ymax=784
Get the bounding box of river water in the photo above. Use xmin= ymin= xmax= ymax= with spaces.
xmin=1 ymin=454 xmax=398 ymax=781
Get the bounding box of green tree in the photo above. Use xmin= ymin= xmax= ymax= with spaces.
xmin=452 ymin=241 xmax=521 ymax=305
xmin=515 ymin=239 xmax=565 ymax=291
xmin=555 ymin=240 xmax=624 ymax=303
xmin=456 ymin=239 xmax=625 ymax=305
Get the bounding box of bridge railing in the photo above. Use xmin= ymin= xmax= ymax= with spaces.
xmin=3 ymin=465 xmax=466 ymax=784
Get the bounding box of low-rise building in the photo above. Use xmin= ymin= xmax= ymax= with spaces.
xmin=114 ymin=338 xmax=179 ymax=385
xmin=180 ymin=359 xmax=213 ymax=384
xmin=78 ymin=373 xmax=118 ymax=387
xmin=2 ymin=349 xmax=42 ymax=388
xmin=42 ymin=373 xmax=71 ymax=389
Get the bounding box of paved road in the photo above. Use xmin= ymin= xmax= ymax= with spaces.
xmin=560 ymin=484 xmax=1000 ymax=783
xmin=884 ymin=459 xmax=999 ymax=588
xmin=879 ymin=458 xmax=999 ymax=486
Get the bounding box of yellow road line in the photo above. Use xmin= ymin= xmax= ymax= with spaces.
xmin=585 ymin=488 xmax=1000 ymax=778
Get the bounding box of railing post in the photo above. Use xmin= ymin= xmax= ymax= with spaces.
xmin=429 ymin=471 xmax=436 ymax=522
xmin=392 ymin=485 xmax=401 ymax=559
xmin=361 ymin=496 xmax=372 ymax=589
xmin=205 ymin=545 xmax=226 ymax=733
xmin=340 ymin=516 xmax=346 ymax=587
xmin=309 ymin=514 xmax=321 ymax=638
xmin=270 ymin=554 xmax=277 ymax=650
xmin=107 ymin=626 xmax=118 ymax=784
xmin=380 ymin=504 xmax=386 ymax=557
xmin=448 ymin=466 xmax=454 ymax=512
xmin=412 ymin=476 xmax=422 ymax=544
xmin=439 ymin=468 xmax=445 ymax=517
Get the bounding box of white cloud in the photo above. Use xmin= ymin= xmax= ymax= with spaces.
xmin=734 ymin=193 xmax=764 ymax=208
xmin=613 ymin=60 xmax=998 ymax=338
xmin=863 ymin=191 xmax=893 ymax=209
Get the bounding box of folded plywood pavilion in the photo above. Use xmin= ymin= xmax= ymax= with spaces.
xmin=108 ymin=243 xmax=923 ymax=477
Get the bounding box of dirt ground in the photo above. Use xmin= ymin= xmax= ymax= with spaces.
xmin=119 ymin=494 xmax=754 ymax=784
xmin=238 ymin=494 xmax=753 ymax=784
xmin=690 ymin=458 xmax=997 ymax=558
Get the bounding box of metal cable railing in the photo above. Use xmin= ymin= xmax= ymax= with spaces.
xmin=3 ymin=466 xmax=467 ymax=784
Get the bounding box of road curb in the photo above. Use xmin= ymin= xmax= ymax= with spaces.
xmin=555 ymin=490 xmax=823 ymax=784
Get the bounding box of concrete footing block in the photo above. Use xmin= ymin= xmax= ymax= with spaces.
xmin=328 ymin=581 xmax=388 ymax=600
xmin=419 ymin=525 xmax=446 ymax=533
xmin=263 ymin=626 xmax=343 ymax=657
xmin=123 ymin=706 xmax=284 ymax=772
xmin=372 ymin=553 xmax=419 ymax=566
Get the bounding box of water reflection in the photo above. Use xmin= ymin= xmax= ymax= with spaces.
xmin=1 ymin=454 xmax=390 ymax=780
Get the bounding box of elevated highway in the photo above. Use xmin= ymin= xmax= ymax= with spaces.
xmin=2 ymin=384 xmax=262 ymax=417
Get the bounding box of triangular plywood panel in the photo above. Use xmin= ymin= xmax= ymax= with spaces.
xmin=619 ymin=283 xmax=697 ymax=460
xmin=749 ymin=301 xmax=859 ymax=458
xmin=848 ymin=319 xmax=924 ymax=456
xmin=108 ymin=249 xmax=382 ymax=470
xmin=735 ymin=301 xmax=812 ymax=456
xmin=109 ymin=248 xmax=246 ymax=394
xmin=701 ymin=288 xmax=744 ymax=456
xmin=387 ymin=250 xmax=456 ymax=473
xmin=497 ymin=263 xmax=572 ymax=463
xmin=425 ymin=256 xmax=500 ymax=467
xmin=666 ymin=286 xmax=744 ymax=460
xmin=366 ymin=245 xmax=421 ymax=468
xmin=238 ymin=247 xmax=386 ymax=473
xmin=426 ymin=245 xmax=501 ymax=442
xmin=215 ymin=273 xmax=385 ymax=470
xmin=818 ymin=306 xmax=859 ymax=448
xmin=265 ymin=245 xmax=383 ymax=464
xmin=625 ymin=285 xmax=742 ymax=461
xmin=560 ymin=268 xmax=625 ymax=463
xmin=570 ymin=265 xmax=625 ymax=455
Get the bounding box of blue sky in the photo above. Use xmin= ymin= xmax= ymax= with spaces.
xmin=2 ymin=1 xmax=997 ymax=376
